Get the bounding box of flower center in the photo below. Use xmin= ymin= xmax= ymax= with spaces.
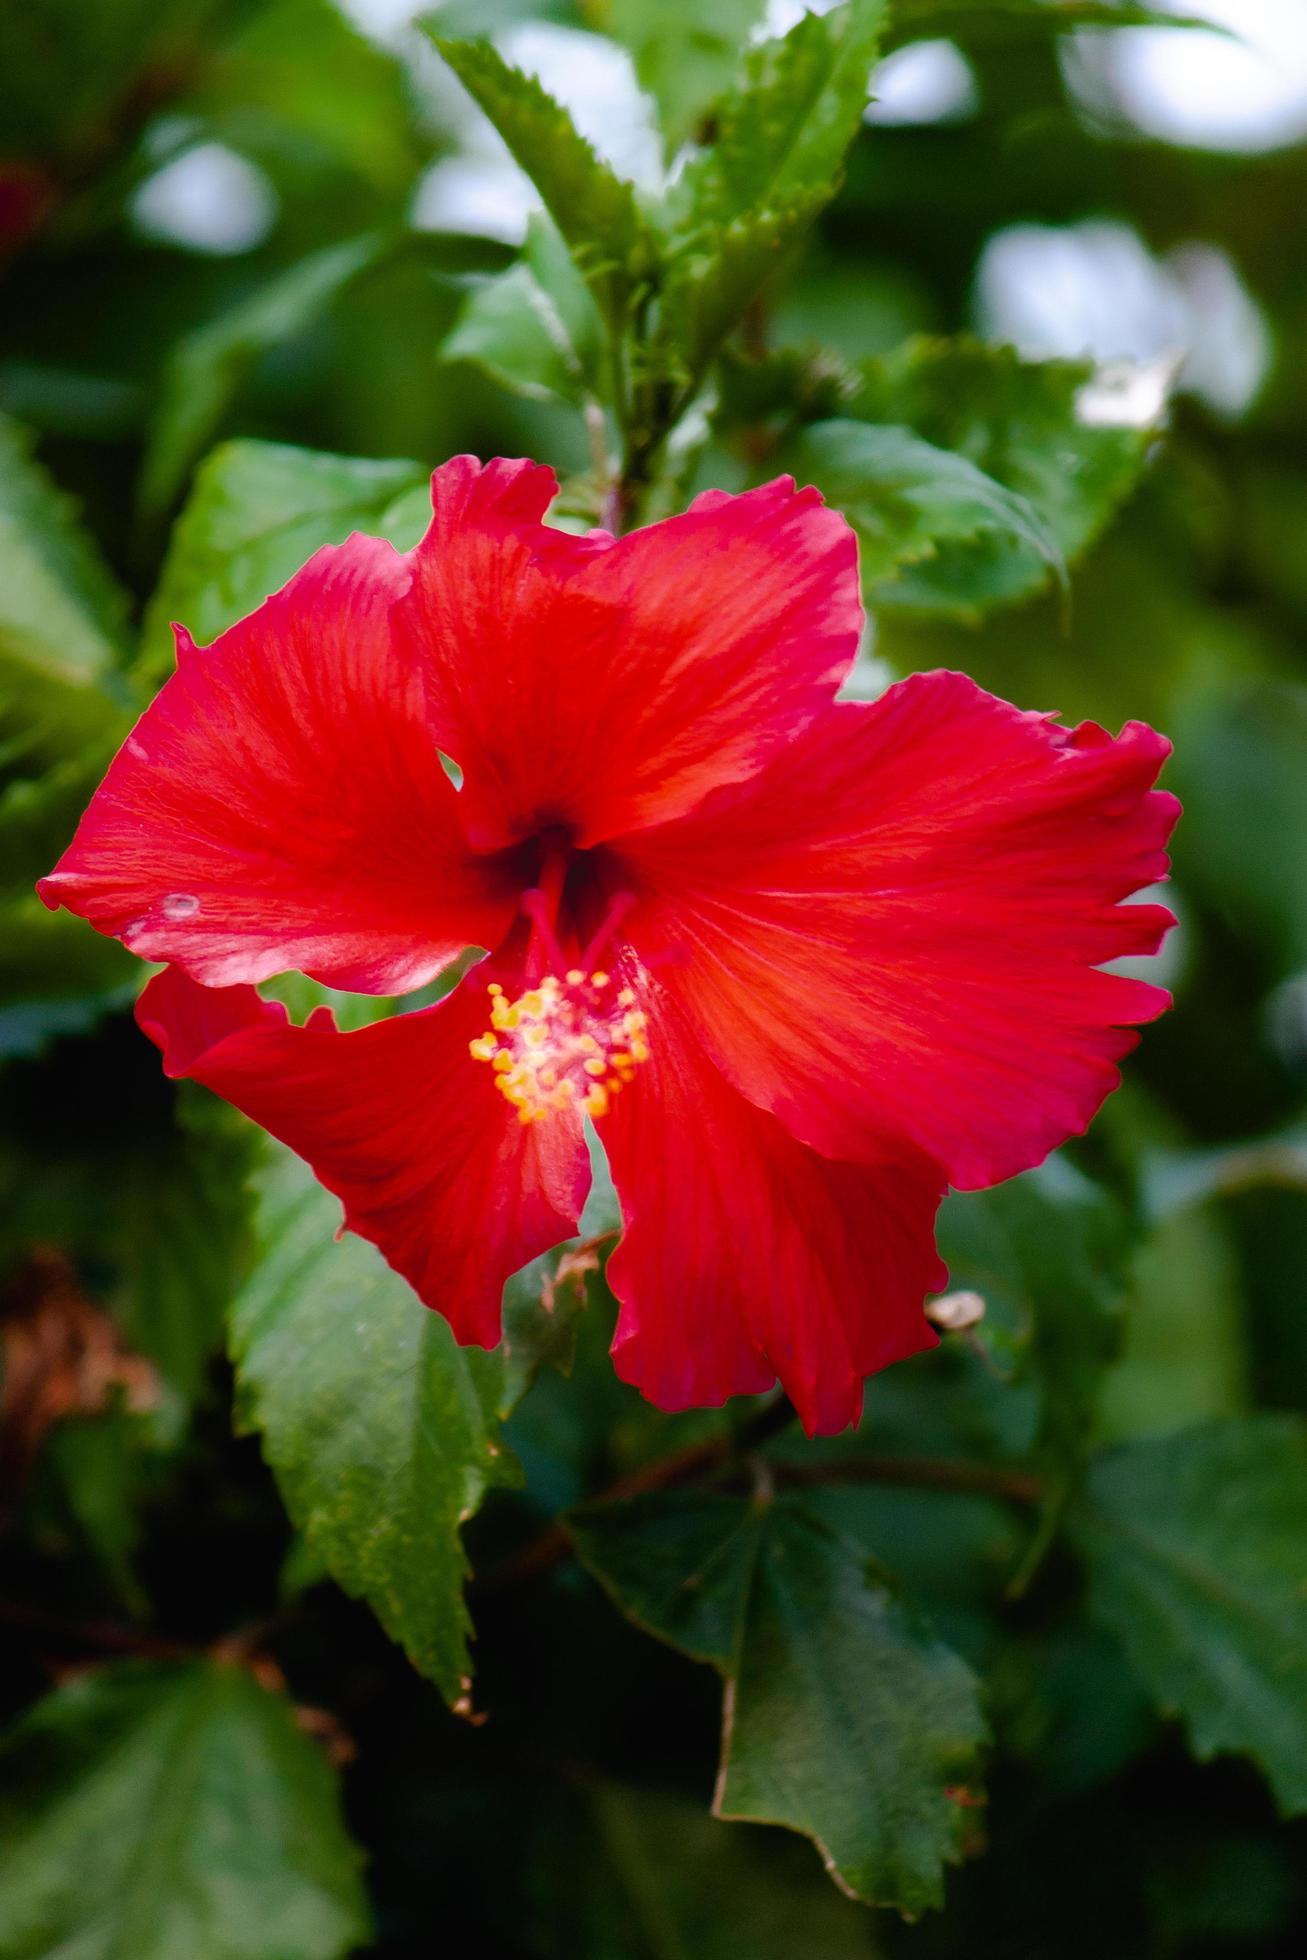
xmin=469 ymin=969 xmax=649 ymax=1124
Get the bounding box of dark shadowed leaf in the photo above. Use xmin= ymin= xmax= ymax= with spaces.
xmin=718 ymin=1502 xmax=987 ymax=1911
xmin=939 ymin=1160 xmax=1130 ymax=1499
xmin=0 ymin=0 xmax=223 ymax=160
xmin=0 ymin=897 xmax=136 ymax=1057
xmin=0 ymin=1659 xmax=370 ymax=1960
xmin=138 ymin=233 xmax=396 ymax=523
xmin=885 ymin=1 xmax=1222 ymax=48
xmin=531 ymin=1778 xmax=882 ymax=1957
xmin=193 ymin=0 xmax=427 ymax=195
xmin=1169 ymin=680 xmax=1307 ymax=974
xmin=1098 ymin=1181 xmax=1250 ymax=1443
xmin=571 ymin=1490 xmax=760 ymax=1666
xmin=111 ymin=1087 xmax=255 ymax=1407
xmin=985 ymin=1616 xmax=1159 ymax=1796
xmin=1073 ymin=1416 xmax=1307 ymax=1814
xmin=570 ymin=1490 xmax=986 ymax=1912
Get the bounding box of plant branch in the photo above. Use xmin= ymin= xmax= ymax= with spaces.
xmin=475 ymin=1401 xmax=1040 ymax=1594
xmin=772 ymin=1454 xmax=1042 ymax=1506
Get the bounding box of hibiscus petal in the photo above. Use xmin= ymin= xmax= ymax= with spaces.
xmin=137 ymin=964 xmax=589 ymax=1344
xmin=601 ymin=977 xmax=945 ymax=1435
xmin=617 ymin=671 xmax=1180 ymax=1190
xmin=40 ymin=533 xmax=521 ymax=993
xmin=397 ymin=459 xmax=861 ymax=851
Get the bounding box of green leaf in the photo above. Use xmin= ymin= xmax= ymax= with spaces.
xmin=0 ymin=431 xmax=135 ymax=1037
xmin=1072 ymin=1416 xmax=1307 ymax=1814
xmin=111 ymin=1088 xmax=256 ymax=1407
xmin=849 ymin=339 xmax=1162 ymax=614
xmin=884 ymin=1 xmax=1222 ymax=49
xmin=0 ymin=894 xmax=136 ymax=1058
xmin=0 ymin=1659 xmax=370 ymax=1960
xmin=0 ymin=0 xmax=221 ymax=160
xmin=1168 ymin=680 xmax=1307 ymax=974
xmin=258 ymin=968 xmax=471 ymax=1034
xmin=443 ymin=211 xmax=606 ymax=407
xmin=657 ymin=189 xmax=827 ymax=386
xmin=798 ymin=1476 xmax=1026 ymax=1675
xmin=1140 ymin=1125 xmax=1307 ymax=1220
xmin=985 ymin=1616 xmax=1159 ymax=1796
xmin=572 ymin=1490 xmax=760 ymax=1667
xmin=716 ymin=1503 xmax=986 ymax=1911
xmin=31 ymin=1406 xmax=157 ymax=1610
xmin=138 ymin=232 xmax=395 ymax=523
xmin=0 ymin=416 xmax=130 ymax=657
xmin=229 ymin=1142 xmax=522 ymax=1703
xmin=0 ymin=1080 xmax=247 ymax=1423
xmin=669 ymin=0 xmax=887 ymax=233
xmin=139 ymin=438 xmax=430 ymax=686
xmin=430 ymin=36 xmax=655 ymax=332
xmin=598 ymin=0 xmax=770 ymax=157
xmin=938 ymin=1160 xmax=1130 ymax=1499
xmin=650 ymin=0 xmax=887 ymax=383
xmin=570 ymin=1491 xmax=986 ymax=1912
xmin=1097 ymin=1112 xmax=1251 ymax=1444
xmin=195 ymin=0 xmax=427 ymax=195
xmin=0 ymin=757 xmax=107 ymax=897
xmin=792 ymin=417 xmax=1066 ymax=614
xmin=499 ymin=1244 xmax=593 ymax=1411
xmin=714 ymin=343 xmax=856 ymax=434
xmin=532 ymin=1778 xmax=880 ymax=1957
xmin=0 ymin=416 xmax=130 ymax=771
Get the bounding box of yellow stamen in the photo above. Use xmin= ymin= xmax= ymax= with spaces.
xmin=469 ymin=969 xmax=650 ymax=1124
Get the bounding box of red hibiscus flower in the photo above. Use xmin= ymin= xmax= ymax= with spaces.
xmin=38 ymin=458 xmax=1179 ymax=1433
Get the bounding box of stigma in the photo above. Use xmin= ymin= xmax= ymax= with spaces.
xmin=468 ymin=969 xmax=649 ymax=1123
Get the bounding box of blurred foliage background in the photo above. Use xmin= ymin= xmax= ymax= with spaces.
xmin=2 ymin=2 xmax=1307 ymax=1956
